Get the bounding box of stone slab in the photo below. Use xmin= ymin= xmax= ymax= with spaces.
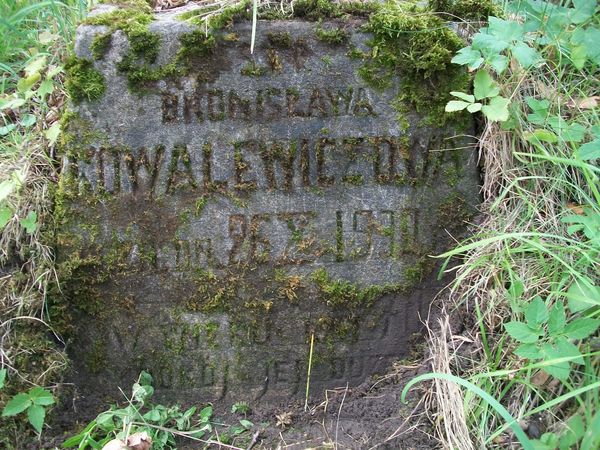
xmin=58 ymin=7 xmax=479 ymax=407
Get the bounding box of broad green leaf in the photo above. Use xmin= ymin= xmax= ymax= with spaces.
xmin=572 ymin=26 xmax=600 ymax=65
xmin=561 ymin=123 xmax=586 ymax=143
xmin=199 ymin=405 xmax=213 ymax=421
xmin=555 ymin=337 xmax=583 ymax=365
xmin=143 ymin=408 xmax=161 ymax=422
xmin=504 ymin=321 xmax=540 ymax=343
xmin=240 ymin=419 xmax=253 ymax=429
xmin=445 ymin=101 xmax=470 ymax=112
xmin=0 ymin=124 xmax=16 ymax=136
xmin=474 ymin=70 xmax=500 ymax=100
xmin=581 ymin=411 xmax=600 ymax=450
xmin=21 ymin=114 xmax=36 ymax=127
xmin=0 ymin=368 xmax=6 ymax=389
xmin=138 ymin=370 xmax=153 ymax=386
xmin=563 ymin=317 xmax=600 ymax=339
xmin=488 ymin=17 xmax=524 ymax=42
xmin=37 ymin=79 xmax=54 ymax=99
xmin=548 ymin=303 xmax=566 ymax=336
xmin=467 ymin=103 xmax=482 ymax=113
xmin=540 ymin=343 xmax=571 ymax=380
xmin=524 ymin=129 xmax=558 ymax=144
xmin=510 ymin=42 xmax=541 ymax=68
xmin=29 ymin=387 xmax=54 ymax=406
xmin=481 ymin=96 xmax=510 ymax=122
xmin=2 ymin=393 xmax=32 ymax=416
xmin=507 ymin=279 xmax=524 ymax=302
xmin=472 ymin=31 xmax=508 ymax=54
xmin=578 ymin=139 xmax=600 ymax=160
xmin=0 ymin=180 xmax=17 ymax=203
xmin=525 ymin=296 xmax=548 ymax=328
xmin=0 ymin=97 xmax=26 ymax=110
xmin=45 ymin=122 xmax=61 ymax=146
xmin=451 ymin=47 xmax=483 ymax=69
xmin=526 ymin=97 xmax=550 ymax=125
xmin=17 ymin=72 xmax=41 ymax=93
xmin=570 ymin=45 xmax=587 ymax=69
xmin=450 ymin=91 xmax=474 ymax=102
xmin=27 ymin=404 xmax=45 ymax=433
xmin=565 ymin=280 xmax=600 ymax=313
xmin=514 ymin=343 xmax=542 ymax=359
xmin=20 ymin=211 xmax=37 ymax=234
xmin=558 ymin=414 xmax=585 ymax=450
xmin=487 ymin=53 xmax=509 ymax=74
xmin=24 ymin=56 xmax=46 ymax=77
xmin=47 ymin=65 xmax=63 ymax=79
xmin=96 ymin=412 xmax=115 ymax=430
xmin=570 ymin=0 xmax=597 ymax=24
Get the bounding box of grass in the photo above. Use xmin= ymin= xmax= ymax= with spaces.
xmin=417 ymin=1 xmax=600 ymax=448
xmin=0 ymin=0 xmax=89 ymax=444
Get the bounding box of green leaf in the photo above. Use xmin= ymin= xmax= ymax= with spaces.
xmin=570 ymin=0 xmax=597 ymax=24
xmin=2 ymin=393 xmax=32 ymax=416
xmin=487 ymin=53 xmax=509 ymax=74
xmin=21 ymin=114 xmax=36 ymax=127
xmin=239 ymin=419 xmax=253 ymax=429
xmin=138 ymin=370 xmax=153 ymax=386
xmin=20 ymin=211 xmax=37 ymax=234
xmin=472 ymin=32 xmax=508 ymax=54
xmin=525 ymin=297 xmax=549 ymax=328
xmin=143 ymin=408 xmax=161 ymax=422
xmin=17 ymin=72 xmax=41 ymax=93
xmin=524 ymin=129 xmax=558 ymax=144
xmin=27 ymin=404 xmax=45 ymax=433
xmin=570 ymin=45 xmax=587 ymax=69
xmin=561 ymin=122 xmax=586 ymax=143
xmin=481 ymin=96 xmax=510 ymax=122
xmin=199 ymin=405 xmax=213 ymax=421
xmin=467 ymin=103 xmax=482 ymax=113
xmin=558 ymin=414 xmax=585 ymax=450
xmin=514 ymin=343 xmax=542 ymax=359
xmin=571 ymin=26 xmax=600 ymax=65
xmin=548 ymin=303 xmax=566 ymax=336
xmin=450 ymin=91 xmax=475 ymax=102
xmin=37 ymin=79 xmax=54 ymax=99
xmin=451 ymin=47 xmax=483 ymax=69
xmin=29 ymin=387 xmax=54 ymax=406
xmin=45 ymin=122 xmax=61 ymax=146
xmin=488 ymin=17 xmax=524 ymax=42
xmin=445 ymin=100 xmax=470 ymax=112
xmin=563 ymin=317 xmax=600 ymax=339
xmin=473 ymin=70 xmax=500 ymax=100
xmin=24 ymin=56 xmax=47 ymax=77
xmin=581 ymin=411 xmax=600 ymax=450
xmin=555 ymin=337 xmax=583 ymax=365
xmin=526 ymin=97 xmax=550 ymax=125
xmin=578 ymin=139 xmax=600 ymax=160
xmin=504 ymin=321 xmax=541 ymax=343
xmin=0 ymin=368 xmax=6 ymax=389
xmin=565 ymin=280 xmax=600 ymax=313
xmin=510 ymin=42 xmax=541 ymax=68
xmin=0 ymin=97 xmax=25 ymax=111
xmin=540 ymin=343 xmax=571 ymax=381
xmin=0 ymin=124 xmax=16 ymax=136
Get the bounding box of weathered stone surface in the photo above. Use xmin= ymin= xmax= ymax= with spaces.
xmin=58 ymin=6 xmax=479 ymax=407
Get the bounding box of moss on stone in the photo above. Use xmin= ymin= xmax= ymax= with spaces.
xmin=315 ymin=25 xmax=349 ymax=45
xmin=240 ymin=61 xmax=267 ymax=76
xmin=64 ymin=57 xmax=106 ymax=103
xmin=90 ymin=32 xmax=112 ymax=60
xmin=267 ymin=31 xmax=292 ymax=48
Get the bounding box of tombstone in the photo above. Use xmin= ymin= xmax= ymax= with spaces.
xmin=56 ymin=2 xmax=479 ymax=407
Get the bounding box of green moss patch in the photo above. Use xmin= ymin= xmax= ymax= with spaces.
xmin=64 ymin=57 xmax=106 ymax=103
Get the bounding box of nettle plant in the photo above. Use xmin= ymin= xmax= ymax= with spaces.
xmin=64 ymin=372 xmax=255 ymax=449
xmin=445 ymin=0 xmax=599 ymax=126
xmin=0 ymin=369 xmax=56 ymax=435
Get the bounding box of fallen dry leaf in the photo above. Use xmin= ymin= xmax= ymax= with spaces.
xmin=566 ymin=96 xmax=599 ymax=109
xmin=102 ymin=439 xmax=129 ymax=450
xmin=127 ymin=431 xmax=152 ymax=450
xmin=275 ymin=411 xmax=293 ymax=428
xmin=531 ymin=370 xmax=550 ymax=387
xmin=567 ymin=203 xmax=585 ymax=215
